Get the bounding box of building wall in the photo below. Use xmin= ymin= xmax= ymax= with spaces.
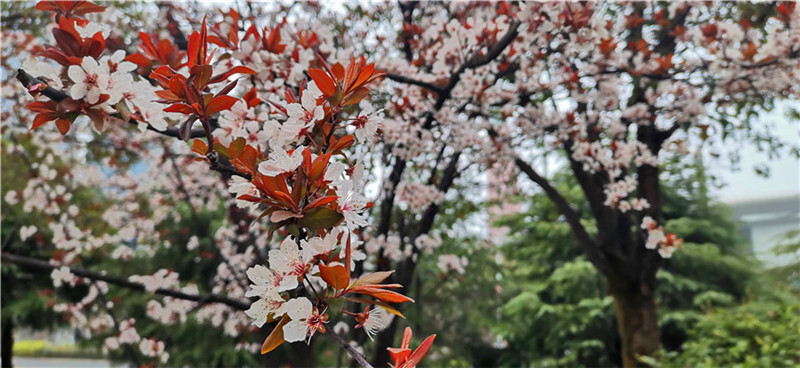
xmin=728 ymin=193 xmax=800 ymax=268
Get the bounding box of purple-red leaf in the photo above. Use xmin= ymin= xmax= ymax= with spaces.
xmin=205 ymin=95 xmax=238 ymax=115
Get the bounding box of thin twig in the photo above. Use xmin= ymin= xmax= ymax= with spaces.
xmin=327 ymin=329 xmax=374 ymax=368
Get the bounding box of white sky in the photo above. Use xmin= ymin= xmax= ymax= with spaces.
xmin=709 ymin=103 xmax=800 ymax=203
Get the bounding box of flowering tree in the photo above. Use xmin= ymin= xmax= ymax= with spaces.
xmin=4 ymin=1 xmax=799 ymax=367
xmin=361 ymin=2 xmax=798 ymax=366
xmin=4 ymin=1 xmax=433 ymax=367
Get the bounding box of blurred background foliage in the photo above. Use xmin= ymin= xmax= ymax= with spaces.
xmin=4 ymin=139 xmax=798 ymax=367
xmin=399 ymin=157 xmax=799 ymax=367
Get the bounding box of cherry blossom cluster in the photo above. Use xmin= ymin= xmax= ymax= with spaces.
xmin=437 ymin=254 xmax=469 ymax=275
xmin=641 ymin=216 xmax=683 ymax=259
xmin=396 ymin=182 xmax=445 ymax=213
xmin=103 ymin=318 xmax=169 ymax=364
xmin=414 ymin=234 xmax=443 ymax=254
xmin=365 ymin=233 xmax=409 ymax=263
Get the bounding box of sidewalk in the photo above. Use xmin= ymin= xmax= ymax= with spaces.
xmin=12 ymin=357 xmax=112 ymax=368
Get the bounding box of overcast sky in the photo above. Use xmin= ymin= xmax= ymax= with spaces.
xmin=709 ymin=102 xmax=800 ymax=203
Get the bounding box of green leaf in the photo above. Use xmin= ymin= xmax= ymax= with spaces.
xmin=228 ymin=137 xmax=246 ymax=159
xmin=213 ymin=142 xmax=230 ymax=159
xmin=297 ymin=206 xmax=342 ymax=230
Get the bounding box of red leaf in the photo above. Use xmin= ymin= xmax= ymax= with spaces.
xmin=31 ymin=113 xmax=58 ymax=130
xmin=228 ymin=137 xmax=246 ymax=159
xmin=308 ymin=68 xmax=336 ymax=97
xmin=342 ymin=86 xmax=370 ymax=106
xmin=204 ymin=95 xmax=238 ymax=115
xmin=26 ymin=101 xmax=56 ymax=113
xmin=149 ymin=66 xmax=176 ymax=86
xmin=272 ymin=191 xmax=298 ymax=210
xmin=347 ymin=286 xmax=414 ymax=304
xmin=207 ymin=35 xmax=229 ymax=48
xmin=307 ymin=153 xmax=331 ymax=182
xmin=263 ymin=27 xmax=287 ymax=53
xmin=52 ymin=28 xmax=80 ymax=56
xmin=319 ymin=263 xmax=349 ymax=290
xmin=261 ymin=314 xmax=289 ymax=354
xmin=331 ymin=135 xmax=355 ymax=151
xmin=237 ymin=194 xmax=263 ymax=203
xmin=208 ymin=65 xmax=257 ymax=84
xmin=55 ymin=119 xmax=71 ymax=135
xmin=244 ymin=87 xmax=261 ymax=108
xmin=125 ymin=52 xmax=151 ymax=67
xmin=34 ymin=1 xmax=57 ymax=11
xmin=215 ymin=80 xmax=239 ymax=98
xmin=243 ymin=25 xmax=260 ymax=42
xmin=304 ymin=196 xmax=338 ymax=211
xmin=154 ymin=90 xmax=180 ymax=102
xmin=403 ymin=334 xmax=436 ymax=368
xmin=187 ymin=32 xmax=200 ymax=68
xmin=55 ymin=98 xmax=81 ymax=112
xmin=163 ymin=103 xmax=196 ymax=115
xmin=73 ymin=1 xmax=106 ymax=16
xmin=353 ymin=63 xmax=375 ymax=89
xmin=168 ymin=75 xmax=187 ymax=96
xmin=191 ymin=65 xmax=213 ymax=90
xmin=191 ymin=139 xmax=208 ymax=155
xmin=350 ymin=271 xmax=394 ymax=289
xmin=332 ymin=63 xmax=345 ymax=82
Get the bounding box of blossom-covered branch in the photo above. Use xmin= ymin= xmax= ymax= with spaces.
xmin=2 ymin=252 xmax=251 ymax=311
xmin=15 ymin=68 xmax=207 ymax=139
xmin=10 ymin=2 xmax=435 ymax=367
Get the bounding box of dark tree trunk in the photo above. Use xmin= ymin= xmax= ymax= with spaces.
xmin=609 ymin=278 xmax=660 ymax=368
xmin=2 ymin=319 xmax=12 ymax=368
xmin=290 ymin=338 xmax=315 ymax=367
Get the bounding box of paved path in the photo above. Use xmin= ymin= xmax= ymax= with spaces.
xmin=12 ymin=357 xmax=112 ymax=367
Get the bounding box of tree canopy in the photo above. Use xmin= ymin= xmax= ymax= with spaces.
xmin=2 ymin=1 xmax=798 ymax=367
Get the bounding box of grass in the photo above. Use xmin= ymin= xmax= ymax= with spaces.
xmin=13 ymin=339 xmax=106 ymax=359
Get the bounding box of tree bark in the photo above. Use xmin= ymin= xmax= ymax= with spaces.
xmin=609 ymin=278 xmax=660 ymax=368
xmin=290 ymin=339 xmax=316 ymax=367
xmin=2 ymin=319 xmax=12 ymax=368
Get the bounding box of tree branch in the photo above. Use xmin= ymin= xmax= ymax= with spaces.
xmin=416 ymin=151 xmax=461 ymax=238
xmin=398 ymin=1 xmax=418 ymax=62
xmin=370 ymin=20 xmax=522 ymax=366
xmin=424 ymin=21 xmax=520 ymax=128
xmin=376 ymin=158 xmax=406 ymax=236
xmin=462 ymin=21 xmax=521 ymax=69
xmin=328 ymin=330 xmax=374 ymax=368
xmin=2 ymin=252 xmax=251 ymax=311
xmin=158 ymin=1 xmax=189 ymax=51
xmin=513 ymin=156 xmax=611 ymax=275
xmin=385 ymin=73 xmax=443 ymax=94
xmin=378 ymin=20 xmax=521 ymax=234
xmin=6 ymin=252 xmax=379 ymax=365
xmin=15 ymin=68 xmax=208 ymax=139
xmin=16 ymin=68 xmax=251 ymax=179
